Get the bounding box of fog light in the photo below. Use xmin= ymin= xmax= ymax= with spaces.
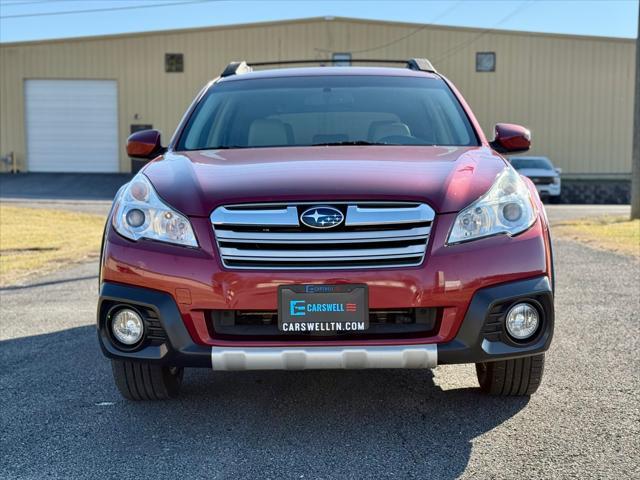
xmin=111 ymin=308 xmax=144 ymax=345
xmin=505 ymin=303 xmax=539 ymax=340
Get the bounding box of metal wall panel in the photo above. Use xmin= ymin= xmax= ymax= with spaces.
xmin=0 ymin=17 xmax=635 ymax=175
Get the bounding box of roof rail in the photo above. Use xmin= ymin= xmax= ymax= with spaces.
xmin=220 ymin=61 xmax=253 ymax=77
xmin=219 ymin=58 xmax=436 ymax=77
xmin=406 ymin=58 xmax=436 ymax=73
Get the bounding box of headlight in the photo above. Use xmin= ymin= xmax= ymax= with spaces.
xmin=447 ymin=167 xmax=536 ymax=244
xmin=112 ymin=173 xmax=197 ymax=247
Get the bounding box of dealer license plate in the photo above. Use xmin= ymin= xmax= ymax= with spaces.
xmin=278 ymin=284 xmax=369 ymax=333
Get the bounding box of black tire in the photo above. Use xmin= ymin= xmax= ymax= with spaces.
xmin=475 ymin=353 xmax=545 ymax=396
xmin=111 ymin=360 xmax=184 ymax=400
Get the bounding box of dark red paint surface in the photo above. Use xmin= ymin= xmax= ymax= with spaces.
xmin=493 ymin=123 xmax=531 ymax=153
xmin=126 ymin=129 xmax=163 ymax=159
xmin=143 ymin=146 xmax=508 ymax=217
xmin=104 ymin=67 xmax=550 ymax=348
xmin=102 ymin=177 xmax=550 ymax=348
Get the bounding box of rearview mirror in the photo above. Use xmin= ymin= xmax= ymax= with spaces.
xmin=490 ymin=123 xmax=531 ymax=154
xmin=126 ymin=129 xmax=166 ymax=159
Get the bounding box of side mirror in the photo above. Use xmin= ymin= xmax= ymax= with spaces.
xmin=555 ymin=167 xmax=562 ymax=175
xmin=126 ymin=129 xmax=166 ymax=159
xmin=490 ymin=123 xmax=531 ymax=154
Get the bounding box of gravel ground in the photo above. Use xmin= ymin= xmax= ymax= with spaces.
xmin=1 ymin=234 xmax=638 ymax=479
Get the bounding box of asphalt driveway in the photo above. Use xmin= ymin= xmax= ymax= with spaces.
xmin=0 ymin=173 xmax=130 ymax=201
xmin=1 ymin=230 xmax=638 ymax=478
xmin=0 ymin=173 xmax=128 ymax=216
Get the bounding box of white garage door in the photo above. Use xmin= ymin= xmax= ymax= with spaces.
xmin=25 ymin=79 xmax=119 ymax=172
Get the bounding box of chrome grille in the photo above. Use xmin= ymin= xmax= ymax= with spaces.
xmin=210 ymin=202 xmax=435 ymax=270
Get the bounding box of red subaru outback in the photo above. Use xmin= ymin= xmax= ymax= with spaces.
xmin=98 ymin=59 xmax=554 ymax=400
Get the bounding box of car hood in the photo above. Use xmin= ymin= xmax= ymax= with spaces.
xmin=143 ymin=146 xmax=507 ymax=217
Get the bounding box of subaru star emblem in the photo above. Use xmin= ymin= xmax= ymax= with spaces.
xmin=300 ymin=206 xmax=344 ymax=229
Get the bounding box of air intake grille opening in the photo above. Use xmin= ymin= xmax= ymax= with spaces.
xmin=210 ymin=202 xmax=435 ymax=270
xmin=210 ymin=308 xmax=440 ymax=340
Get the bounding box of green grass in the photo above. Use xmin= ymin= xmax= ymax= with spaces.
xmin=554 ymin=216 xmax=640 ymax=258
xmin=0 ymin=205 xmax=105 ymax=286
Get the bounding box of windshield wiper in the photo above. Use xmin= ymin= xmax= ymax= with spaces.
xmin=207 ymin=145 xmax=251 ymax=150
xmin=201 ymin=141 xmax=388 ymax=150
xmin=311 ymin=140 xmax=386 ymax=146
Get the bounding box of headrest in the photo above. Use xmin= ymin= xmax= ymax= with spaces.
xmin=248 ymin=119 xmax=289 ymax=146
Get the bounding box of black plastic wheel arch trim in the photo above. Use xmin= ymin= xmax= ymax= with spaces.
xmin=97 ymin=282 xmax=211 ymax=367
xmin=438 ymin=276 xmax=554 ymax=364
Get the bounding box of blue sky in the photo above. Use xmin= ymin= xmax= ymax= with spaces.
xmin=0 ymin=0 xmax=638 ymax=43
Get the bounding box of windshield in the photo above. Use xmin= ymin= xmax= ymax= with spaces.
xmin=177 ymin=75 xmax=479 ymax=150
xmin=511 ymin=158 xmax=553 ymax=170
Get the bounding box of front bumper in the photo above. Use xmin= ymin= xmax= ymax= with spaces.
xmin=97 ymin=276 xmax=553 ymax=369
xmin=536 ymin=183 xmax=561 ymax=197
xmin=211 ymin=344 xmax=438 ymax=370
xmin=100 ymin=209 xmax=552 ymax=346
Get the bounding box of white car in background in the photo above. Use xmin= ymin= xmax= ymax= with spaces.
xmin=510 ymin=156 xmax=561 ymax=201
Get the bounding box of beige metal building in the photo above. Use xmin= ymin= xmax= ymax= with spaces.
xmin=0 ymin=16 xmax=635 ymax=181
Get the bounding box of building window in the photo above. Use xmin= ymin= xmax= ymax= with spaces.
xmin=332 ymin=52 xmax=352 ymax=66
xmin=165 ymin=53 xmax=184 ymax=73
xmin=476 ymin=52 xmax=496 ymax=72
xmin=130 ymin=124 xmax=153 ymax=134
